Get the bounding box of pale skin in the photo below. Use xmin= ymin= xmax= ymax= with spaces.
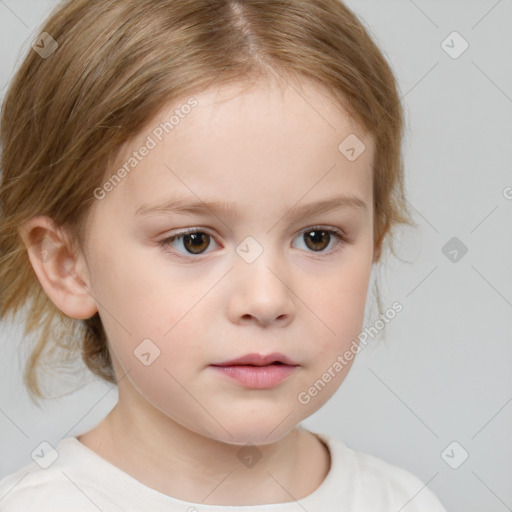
xmin=19 ymin=76 xmax=379 ymax=505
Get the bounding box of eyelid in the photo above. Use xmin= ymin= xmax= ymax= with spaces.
xmin=294 ymin=225 xmax=348 ymax=257
xmin=158 ymin=227 xmax=220 ymax=261
xmin=299 ymin=224 xmax=348 ymax=240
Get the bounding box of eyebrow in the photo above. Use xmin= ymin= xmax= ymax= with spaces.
xmin=135 ymin=194 xmax=368 ymax=219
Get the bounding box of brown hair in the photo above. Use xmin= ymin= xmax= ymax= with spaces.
xmin=0 ymin=0 xmax=415 ymax=402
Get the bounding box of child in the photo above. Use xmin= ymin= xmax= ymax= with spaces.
xmin=0 ymin=0 xmax=447 ymax=510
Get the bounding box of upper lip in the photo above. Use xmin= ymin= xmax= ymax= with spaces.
xmin=211 ymin=352 xmax=299 ymax=367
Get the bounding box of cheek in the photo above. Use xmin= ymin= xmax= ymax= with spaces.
xmin=95 ymin=265 xmax=210 ymax=373
xmin=105 ymin=322 xmax=204 ymax=422
xmin=310 ymin=259 xmax=372 ymax=345
xmin=87 ymin=246 xmax=187 ymax=335
xmin=102 ymin=306 xmax=206 ymax=383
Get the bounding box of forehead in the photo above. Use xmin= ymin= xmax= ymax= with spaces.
xmin=89 ymin=78 xmax=374 ymax=227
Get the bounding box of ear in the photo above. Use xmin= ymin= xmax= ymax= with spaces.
xmin=17 ymin=216 xmax=98 ymax=319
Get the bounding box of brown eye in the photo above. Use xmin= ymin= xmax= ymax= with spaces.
xmin=181 ymin=232 xmax=211 ymax=254
xmin=160 ymin=229 xmax=218 ymax=256
xmin=303 ymin=229 xmax=331 ymax=252
xmin=292 ymin=226 xmax=345 ymax=256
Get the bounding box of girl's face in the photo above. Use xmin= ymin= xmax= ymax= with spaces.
xmin=81 ymin=79 xmax=375 ymax=445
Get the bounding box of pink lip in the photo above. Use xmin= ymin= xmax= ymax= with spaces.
xmin=212 ymin=352 xmax=298 ymax=367
xmin=210 ymin=352 xmax=299 ymax=389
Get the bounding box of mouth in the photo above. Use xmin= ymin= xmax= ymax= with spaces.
xmin=215 ymin=361 xmax=292 ymax=368
xmin=210 ymin=353 xmax=299 ymax=389
xmin=211 ymin=352 xmax=299 ymax=368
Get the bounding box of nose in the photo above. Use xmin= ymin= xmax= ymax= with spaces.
xmin=226 ymin=246 xmax=296 ymax=328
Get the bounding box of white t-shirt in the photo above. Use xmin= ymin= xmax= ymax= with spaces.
xmin=0 ymin=430 xmax=446 ymax=511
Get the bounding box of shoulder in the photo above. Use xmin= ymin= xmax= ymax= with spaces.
xmin=351 ymin=447 xmax=446 ymax=510
xmin=0 ymin=438 xmax=124 ymax=512
xmin=315 ymin=431 xmax=447 ymax=512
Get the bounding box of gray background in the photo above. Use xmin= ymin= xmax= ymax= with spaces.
xmin=1 ymin=1 xmax=511 ymax=511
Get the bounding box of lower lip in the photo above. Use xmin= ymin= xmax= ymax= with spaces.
xmin=210 ymin=364 xmax=297 ymax=389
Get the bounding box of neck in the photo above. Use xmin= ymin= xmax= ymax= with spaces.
xmin=80 ymin=392 xmax=330 ymax=505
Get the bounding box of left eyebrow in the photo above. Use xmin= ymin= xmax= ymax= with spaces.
xmin=135 ymin=194 xmax=368 ymax=219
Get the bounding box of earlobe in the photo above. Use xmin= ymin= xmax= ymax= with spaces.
xmin=17 ymin=216 xmax=98 ymax=320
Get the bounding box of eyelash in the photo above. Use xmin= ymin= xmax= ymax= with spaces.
xmin=158 ymin=225 xmax=349 ymax=260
